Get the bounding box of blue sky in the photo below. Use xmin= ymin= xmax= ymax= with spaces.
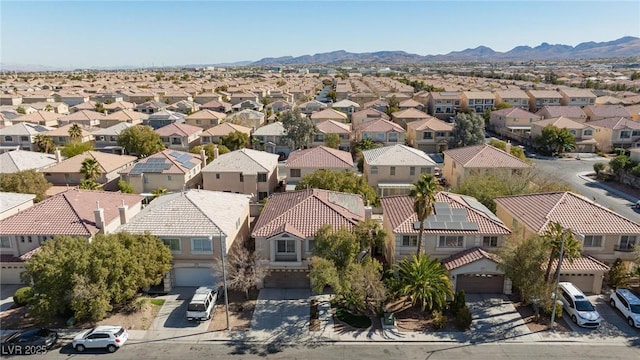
xmin=1 ymin=1 xmax=639 ymax=68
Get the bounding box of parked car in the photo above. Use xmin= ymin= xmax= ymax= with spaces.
xmin=186 ymin=286 xmax=218 ymax=321
xmin=558 ymin=282 xmax=601 ymax=328
xmin=0 ymin=328 xmax=58 ymax=355
xmin=609 ymin=288 xmax=640 ymax=328
xmin=72 ymin=325 xmax=128 ymax=353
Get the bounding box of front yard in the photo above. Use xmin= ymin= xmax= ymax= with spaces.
xmin=208 ymin=289 xmax=258 ymax=331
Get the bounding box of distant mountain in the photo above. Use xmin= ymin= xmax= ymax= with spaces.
xmin=251 ymin=37 xmax=640 ymax=65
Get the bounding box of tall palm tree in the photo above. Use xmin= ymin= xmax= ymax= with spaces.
xmin=543 ymin=221 xmax=583 ymax=282
xmin=393 ymin=254 xmax=453 ymax=312
xmin=80 ymin=157 xmax=102 ymax=181
xmin=553 ymin=128 xmax=576 ymax=154
xmin=33 ymin=134 xmax=54 ymax=154
xmin=68 ymin=123 xmax=82 ymax=143
xmin=79 ymin=179 xmax=100 ymax=190
xmin=409 ymin=174 xmax=440 ymax=256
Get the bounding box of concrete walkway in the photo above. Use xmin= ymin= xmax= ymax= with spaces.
xmin=250 ymin=288 xmax=311 ymax=343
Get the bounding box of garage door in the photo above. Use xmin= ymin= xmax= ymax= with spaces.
xmin=560 ymin=274 xmax=594 ymax=294
xmin=174 ymin=268 xmax=217 ymax=287
xmin=1 ymin=265 xmax=25 ymax=285
xmin=456 ymin=274 xmax=504 ymax=294
xmin=263 ymin=270 xmax=310 ymax=288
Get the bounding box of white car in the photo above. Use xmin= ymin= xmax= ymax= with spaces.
xmin=610 ymin=288 xmax=640 ymax=328
xmin=72 ymin=325 xmax=128 ymax=353
xmin=635 ymin=200 xmax=640 ymax=209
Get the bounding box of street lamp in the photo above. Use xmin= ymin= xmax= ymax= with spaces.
xmin=549 ymin=228 xmax=585 ymax=330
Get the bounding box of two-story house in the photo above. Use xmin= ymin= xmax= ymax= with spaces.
xmin=355 ymin=118 xmax=406 ymax=147
xmin=12 ymin=110 xmax=61 ymax=127
xmin=201 ymin=148 xmax=279 ymax=202
xmin=229 ymin=92 xmax=259 ymax=106
xmin=100 ymin=109 xmax=147 ymax=128
xmin=92 ymin=123 xmax=134 ymax=155
xmin=399 ymin=98 xmax=425 ymax=112
xmin=143 ymin=110 xmax=186 ymax=130
xmin=297 ymin=100 xmax=328 ymax=116
xmin=166 ymin=100 xmax=200 ymax=114
xmin=310 ymin=108 xmax=348 ymax=124
xmin=58 ymin=110 xmax=104 ymax=127
xmin=200 ymin=100 xmax=232 ymax=113
xmin=526 ymin=90 xmax=562 ymax=112
xmin=155 ymin=123 xmax=203 ymax=152
xmin=226 ymin=109 xmax=265 ymax=129
xmin=494 ymin=89 xmax=530 ymax=110
xmin=200 ymin=122 xmax=252 ymax=146
xmin=351 ymin=108 xmax=390 ymax=129
xmin=0 ymin=122 xmax=53 ymax=151
xmin=588 ymin=117 xmax=640 ymax=151
xmin=285 ymin=146 xmax=354 ymax=186
xmin=582 ymin=105 xmax=631 ymax=122
xmin=43 ymin=150 xmax=137 ymax=189
xmin=331 ymin=99 xmax=360 ymax=118
xmin=0 ymin=150 xmax=58 ymax=174
xmin=362 ymin=144 xmax=437 ymax=196
xmin=253 ymin=122 xmax=290 ymax=159
xmin=185 ymin=109 xmax=227 ymax=130
xmin=427 ymin=92 xmax=462 ymax=120
xmin=536 ymin=105 xmax=587 ymax=122
xmin=558 ymin=88 xmax=597 ymax=107
xmin=313 ymin=120 xmax=352 ymax=151
xmin=391 ymin=108 xmax=432 ymax=129
xmin=489 ymin=107 xmax=541 ymax=144
xmin=530 ymin=117 xmax=602 ymax=153
xmin=103 ymin=101 xmax=136 ymax=114
xmin=461 ymin=91 xmax=494 ymax=114
xmin=117 ymin=190 xmax=251 ymax=288
xmin=44 ymin=123 xmax=94 ymax=147
xmin=134 ymin=101 xmax=167 ymax=114
xmin=252 ymin=189 xmax=365 ymax=288
xmin=406 ymin=116 xmax=453 ymax=153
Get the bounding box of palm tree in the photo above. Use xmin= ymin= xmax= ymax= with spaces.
xmin=68 ymin=123 xmax=82 ymax=143
xmin=393 ymin=254 xmax=453 ymax=312
xmin=152 ymin=187 xmax=168 ymax=198
xmin=553 ymin=128 xmax=576 ymax=154
xmin=543 ymin=221 xmax=583 ymax=282
xmin=409 ymin=174 xmax=440 ymax=256
xmin=80 ymin=157 xmax=102 ymax=181
xmin=79 ymin=178 xmax=100 ymax=190
xmin=33 ymin=134 xmax=54 ymax=154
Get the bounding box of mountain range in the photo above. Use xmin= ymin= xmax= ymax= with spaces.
xmin=250 ymin=36 xmax=640 ymax=65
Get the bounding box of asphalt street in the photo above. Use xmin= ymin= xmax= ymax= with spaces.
xmin=29 ymin=342 xmax=640 ymax=360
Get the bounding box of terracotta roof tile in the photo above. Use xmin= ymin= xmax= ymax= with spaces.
xmin=536 ymin=106 xmax=586 ymax=118
xmin=285 ymin=146 xmax=354 ymax=169
xmin=202 ymin=122 xmax=252 ymax=136
xmin=584 ymin=105 xmax=630 ymax=118
xmin=316 ymin=120 xmax=351 ymax=134
xmin=442 ymin=247 xmax=499 ymax=271
xmin=357 ymin=118 xmax=405 ymax=133
xmin=546 ymin=255 xmax=609 ymax=272
xmin=406 ymin=117 xmax=453 ymax=131
xmin=44 ymin=151 xmax=137 ymax=174
xmin=443 ymin=144 xmax=531 ymax=169
xmin=155 ymin=122 xmax=203 ymax=136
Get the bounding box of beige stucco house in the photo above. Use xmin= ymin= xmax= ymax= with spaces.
xmin=530 ymin=117 xmax=603 ymax=153
xmin=155 ymin=122 xmax=203 ymax=151
xmin=43 ymin=150 xmax=137 ymax=189
xmin=406 ymin=116 xmax=454 ymax=153
xmin=284 ymin=146 xmax=354 ymax=185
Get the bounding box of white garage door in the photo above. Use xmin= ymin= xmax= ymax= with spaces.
xmin=174 ymin=268 xmax=217 ymax=287
xmin=1 ymin=265 xmax=25 ymax=285
xmin=560 ymin=274 xmax=595 ymax=294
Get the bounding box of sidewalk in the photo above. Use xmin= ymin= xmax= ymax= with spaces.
xmin=577 ymin=171 xmax=639 ymax=203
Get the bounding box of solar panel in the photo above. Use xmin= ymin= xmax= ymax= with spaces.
xmin=182 ymin=161 xmax=197 ymax=169
xmin=460 ymin=222 xmax=479 ymax=230
xmin=447 ymin=222 xmax=464 ymax=230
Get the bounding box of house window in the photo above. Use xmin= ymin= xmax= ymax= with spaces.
xmin=216 ymin=173 xmax=220 ymax=179
xmin=420 ymin=167 xmax=430 ymax=174
xmin=402 ymin=235 xmax=418 ymax=247
xmin=632 ymin=130 xmax=640 ymax=136
xmin=390 ymin=166 xmax=396 ymax=176
xmin=371 ymin=166 xmax=378 ymax=175
xmin=569 ymin=130 xmax=577 ymax=135
xmin=436 ymin=132 xmax=445 ymax=137
xmin=171 ymin=137 xmax=181 ymax=145
xmin=314 ymin=134 xmax=324 ymax=142
xmin=620 ymin=131 xmax=630 ymax=139
xmin=4 ymin=136 xmax=12 ymax=141
xmin=20 ymin=136 xmax=29 ymax=142
xmin=619 ymin=236 xmax=637 ymax=251
xmin=0 ymin=236 xmax=11 ymax=248
xmin=410 ymin=167 xmax=415 ymax=176
xmin=161 ymin=238 xmax=181 ymax=252
xmin=482 ymin=236 xmax=498 ymax=247
xmin=110 ymin=136 xmax=117 ymax=142
xmin=239 ymin=173 xmax=244 ymax=182
xmin=167 ymin=175 xmax=172 ymax=181
xmin=375 ymin=132 xmax=385 ymax=141
xmin=257 ymin=173 xmax=267 ymax=182
xmin=290 ymin=169 xmax=301 ymax=178
xmin=258 ymin=192 xmax=268 ymax=201
xmin=438 ymin=235 xmax=464 ymax=248
xmin=277 ymin=239 xmax=296 ymax=253
xmin=307 ymin=239 xmax=315 ymax=253
xmin=423 ymin=132 xmax=433 ymax=140
xmin=388 ymin=132 xmax=398 ymax=142
xmin=583 ymin=235 xmax=602 ymax=248
xmin=583 ymin=129 xmax=592 ymax=136
xmin=20 ymin=236 xmax=25 ymax=243
xmin=191 ymin=237 xmax=213 ymax=253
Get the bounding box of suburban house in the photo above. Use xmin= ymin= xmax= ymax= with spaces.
xmin=310 ymin=108 xmax=348 ymax=124
xmin=185 ymin=109 xmax=227 ymax=130
xmin=121 ymin=91 xmax=158 ymax=104
xmin=558 ymin=88 xmax=597 ymax=107
xmin=331 ymin=99 xmax=360 ymax=117
xmin=143 ymin=110 xmax=186 ymax=130
xmin=284 ymin=146 xmax=354 ymax=186
xmin=312 ymin=120 xmax=352 ymax=151
xmin=0 ymin=122 xmax=53 ymax=151
xmin=0 ymin=94 xmax=23 ymax=106
xmin=229 ymin=92 xmax=259 ymax=106
xmin=92 ymin=122 xmax=134 ymax=155
xmin=362 ymin=99 xmax=389 ymax=113
xmin=0 ymin=192 xmax=35 ymax=221
xmin=0 ymin=150 xmax=59 ymax=174
xmin=134 ymin=101 xmax=167 ymax=114
xmin=56 ymin=93 xmax=90 ymax=107
xmin=442 ymin=144 xmax=532 ymax=188
xmin=351 ymin=108 xmax=390 ymax=128
xmin=406 ymin=116 xmax=454 ymax=153
xmin=391 ymin=108 xmax=432 ymax=129
xmin=44 ymin=123 xmax=94 ymax=147
xmin=253 ymin=121 xmax=290 ymax=159
xmin=494 ymin=191 xmax=640 ymax=293
xmin=265 ymin=100 xmax=293 ymax=114
xmin=12 ymin=110 xmax=61 ymax=127
xmin=199 ymin=100 xmax=232 ymax=113
xmin=200 ymin=122 xmax=252 ymax=145
xmin=530 ymin=117 xmax=602 ymax=153
xmin=119 ymin=149 xmax=204 ymax=194
xmin=57 ymin=110 xmax=104 ymax=127
xmin=0 ymin=189 xmax=144 ymax=284
xmin=69 ymin=101 xmax=97 ymax=113
xmin=461 ymin=91 xmax=495 ymax=113
xmin=526 ymin=90 xmax=562 ymax=112
xmin=232 ymin=100 xmax=263 ymax=112
xmin=399 ymin=98 xmax=425 ymax=112
xmin=582 ymin=105 xmax=631 ymax=122
xmin=29 ymin=102 xmax=69 ymax=115
xmin=536 ymin=105 xmax=587 ymax=122
xmin=116 ymin=190 xmax=251 ymax=288
xmin=155 ymin=122 xmax=203 ymax=152
xmin=427 ymin=92 xmax=462 ymax=120
xmin=252 ymin=189 xmax=366 ymax=288
xmin=587 ymin=117 xmax=640 ymax=151
xmin=166 ymin=100 xmax=199 ymax=114
xmin=100 ymin=109 xmax=147 ymax=128
xmin=160 ymin=91 xmax=193 ymax=104
xmin=355 ymin=118 xmax=406 ymax=147
xmin=488 ymin=107 xmax=541 ymax=144
xmin=494 ymin=89 xmax=530 ymax=109
xmin=297 ymin=100 xmax=327 ymax=116
xmin=362 ymin=144 xmax=437 ymax=196
xmin=201 ymin=148 xmax=279 ymax=202
xmin=226 ymin=109 xmax=265 ymax=129
xmin=43 ymin=150 xmax=137 ymax=189
xmin=380 ymin=193 xmax=512 ymax=293
xmin=193 ymin=92 xmax=222 ymax=104
xmin=624 ymin=104 xmax=640 ymax=121
xmin=103 ymin=101 xmax=136 ymax=114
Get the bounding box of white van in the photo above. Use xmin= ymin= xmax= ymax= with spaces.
xmin=186 ymin=286 xmax=218 ymax=321
xmin=559 ymin=282 xmax=601 ymax=328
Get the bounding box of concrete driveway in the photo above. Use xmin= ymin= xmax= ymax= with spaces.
xmin=250 ymin=288 xmax=311 ymax=340
xmin=0 ymin=284 xmax=21 ymax=312
xmin=144 ymin=287 xmax=211 ymax=341
xmin=466 ymin=293 xmax=535 ymax=342
xmin=562 ymin=294 xmax=640 ymax=341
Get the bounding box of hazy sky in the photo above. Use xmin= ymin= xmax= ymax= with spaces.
xmin=1 ymin=1 xmax=639 ymax=68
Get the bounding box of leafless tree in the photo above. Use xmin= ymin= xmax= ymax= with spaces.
xmin=214 ymin=239 xmax=267 ymax=299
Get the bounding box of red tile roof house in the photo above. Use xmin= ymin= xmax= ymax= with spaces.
xmin=0 ymin=189 xmax=144 ymax=284
xmin=251 ymin=189 xmax=366 ymax=288
xmin=284 ymin=146 xmax=354 ymax=186
xmin=155 ymin=122 xmax=203 ymax=152
xmin=381 ymin=193 xmax=512 ymax=294
xmin=494 ymin=191 xmax=640 ymax=294
xmin=355 ymin=118 xmax=406 ymax=147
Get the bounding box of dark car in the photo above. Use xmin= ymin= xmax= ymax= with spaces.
xmin=0 ymin=328 xmax=58 ymax=356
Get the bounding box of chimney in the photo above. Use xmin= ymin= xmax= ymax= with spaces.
xmin=118 ymin=199 xmax=127 ymax=225
xmin=55 ymin=148 xmax=62 ymax=163
xmin=364 ymin=205 xmax=373 ymax=221
xmin=94 ymin=201 xmax=105 ymax=230
xmin=104 ymin=110 xmax=108 ymax=116
xmin=213 ymin=144 xmax=219 ymax=159
xmin=200 ymin=147 xmax=207 ymax=167
xmin=505 ymin=140 xmax=512 ymax=154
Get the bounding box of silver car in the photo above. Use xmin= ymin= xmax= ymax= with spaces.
xmin=72 ymin=325 xmax=128 ymax=353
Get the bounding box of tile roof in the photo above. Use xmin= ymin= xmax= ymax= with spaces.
xmin=587 ymin=117 xmax=640 ymax=130
xmin=491 ymin=107 xmax=539 ymax=119
xmin=463 ymin=91 xmax=495 ymax=99
xmin=406 ymin=117 xmax=453 ymax=131
xmin=120 ymin=149 xmax=201 ymax=175
xmin=310 ymin=108 xmax=348 ymax=120
xmin=494 ymin=192 xmax=640 ymax=234
xmin=546 ymin=255 xmax=609 ymax=272
xmin=202 ymin=122 xmax=252 ymax=136
xmin=285 ymin=146 xmax=354 ymax=169
xmin=14 ymin=110 xmax=62 ymax=123
xmin=186 ymin=109 xmax=227 ymax=120
xmin=584 ymin=105 xmax=630 ymax=118
xmin=44 ymin=123 xmax=93 ymax=137
xmin=380 ymin=193 xmax=511 ymax=235
xmin=527 ymin=90 xmax=562 ymax=98
xmin=44 ymin=151 xmax=137 ymax=174
xmin=0 ymin=150 xmax=58 ymax=173
xmin=332 ymin=99 xmax=360 ymax=108
xmin=443 ymin=144 xmax=531 ymax=169
xmin=91 ymin=122 xmax=134 ymax=136
xmin=558 ymin=88 xmax=596 ymax=98
xmin=358 ymin=118 xmax=405 ymax=133
xmin=363 ymin=144 xmax=436 ymax=166
xmin=103 ymin=101 xmax=135 ymax=110
xmin=103 ymin=109 xmax=147 ymax=121
xmin=0 ymin=189 xmax=144 ymax=236
xmin=252 ymin=189 xmax=365 ymax=238
xmin=495 ymin=89 xmax=529 ymax=99
xmin=316 ymin=120 xmax=351 ymax=134
xmin=59 ymin=110 xmax=105 ymax=121
xmin=253 ymin=121 xmax=286 ymax=136
xmin=533 ymin=116 xmax=590 ymax=129
xmin=202 ymin=148 xmax=279 ymax=174
xmin=392 ymin=108 xmax=430 ymax=119
xmin=0 ymin=122 xmax=53 ymax=135
xmin=155 ymin=122 xmax=203 ymax=136
xmin=117 ymin=190 xmax=251 ymax=237
xmin=442 ymin=247 xmax=500 ymax=271
xmin=536 ymin=106 xmax=586 ymax=118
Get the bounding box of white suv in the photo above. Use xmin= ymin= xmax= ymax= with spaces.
xmin=186 ymin=286 xmax=218 ymax=321
xmin=610 ymin=288 xmax=640 ymax=328
xmin=559 ymin=282 xmax=602 ymax=328
xmin=72 ymin=325 xmax=128 ymax=353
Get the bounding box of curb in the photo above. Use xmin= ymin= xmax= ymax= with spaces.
xmin=577 ymin=172 xmax=639 ymax=203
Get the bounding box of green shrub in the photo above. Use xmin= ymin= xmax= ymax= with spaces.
xmin=592 ymin=162 xmax=606 ymax=175
xmin=614 ymin=148 xmax=626 ymax=156
xmin=13 ymin=287 xmax=34 ymax=306
xmin=608 ymin=258 xmax=629 ymax=288
xmin=631 ymin=164 xmax=640 ymax=177
xmin=596 ymin=151 xmax=607 ymax=158
xmin=450 ymin=290 xmax=466 ymax=316
xmin=431 ymin=310 xmax=448 ymax=330
xmin=455 ymin=306 xmax=473 ymax=330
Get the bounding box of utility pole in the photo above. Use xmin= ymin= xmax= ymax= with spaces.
xmin=220 ymin=234 xmax=230 ymax=330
